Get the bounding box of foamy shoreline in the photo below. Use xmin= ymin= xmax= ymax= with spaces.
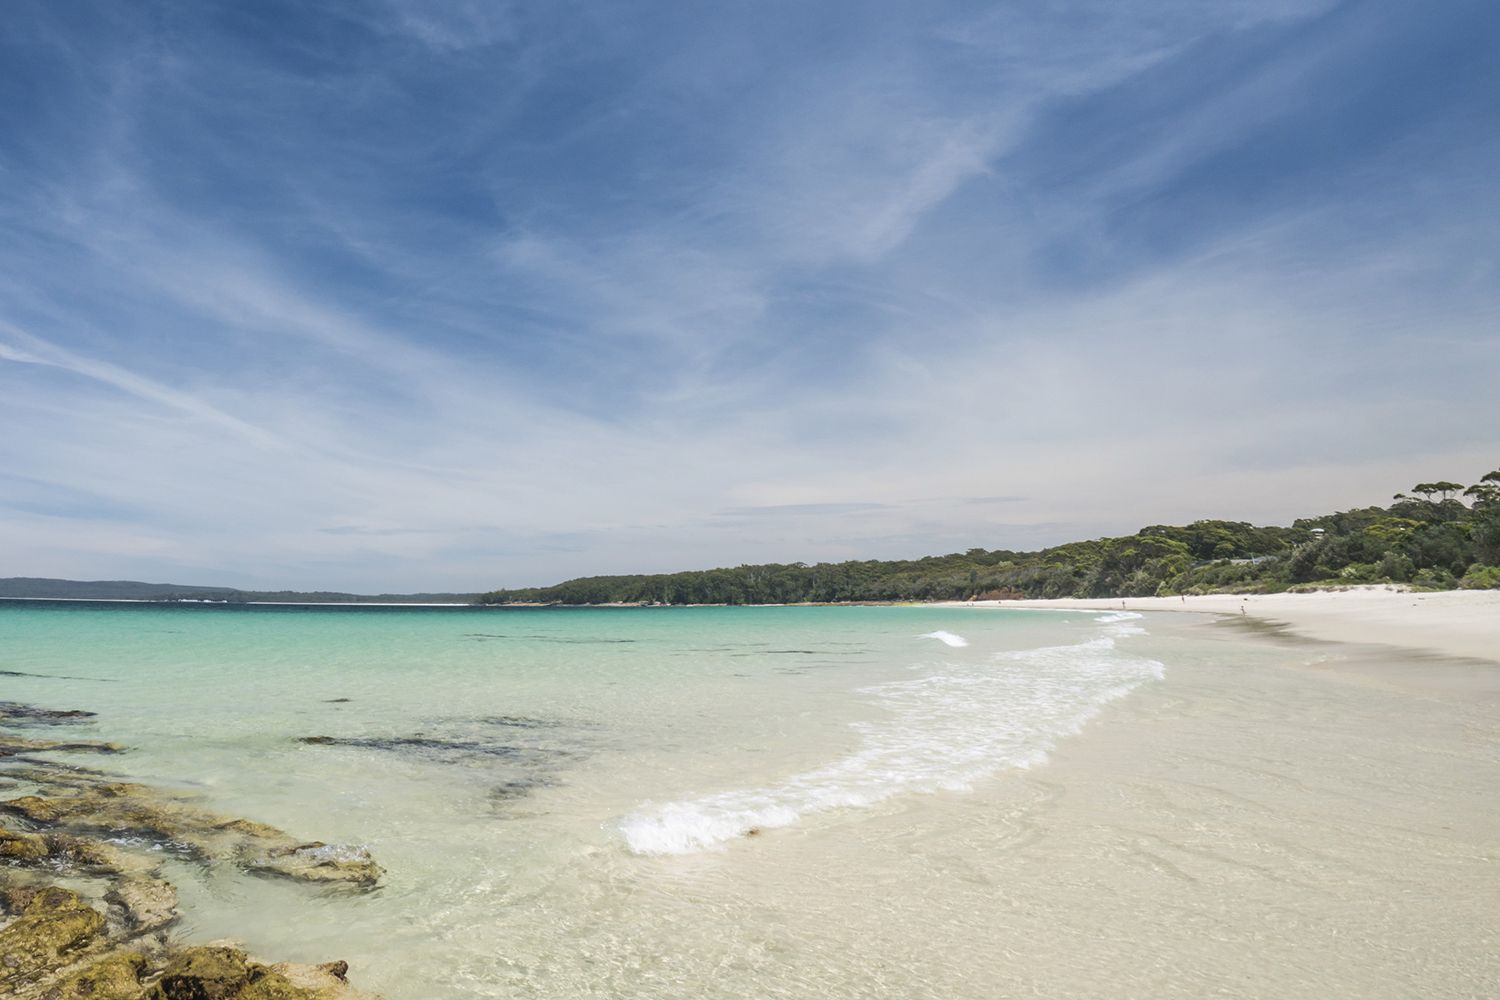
xmin=940 ymin=586 xmax=1500 ymax=664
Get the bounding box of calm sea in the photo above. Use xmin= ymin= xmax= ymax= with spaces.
xmin=0 ymin=601 xmax=1161 ymax=996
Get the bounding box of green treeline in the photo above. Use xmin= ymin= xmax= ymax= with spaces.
xmin=478 ymin=467 xmax=1500 ymax=605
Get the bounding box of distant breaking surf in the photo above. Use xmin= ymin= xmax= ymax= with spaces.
xmin=919 ymin=630 xmax=969 ymax=647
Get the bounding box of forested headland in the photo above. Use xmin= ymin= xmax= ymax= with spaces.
xmin=479 ymin=467 xmax=1500 ymax=605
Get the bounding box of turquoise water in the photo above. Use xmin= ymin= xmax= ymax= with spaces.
xmin=1 ymin=601 xmax=1163 ymax=997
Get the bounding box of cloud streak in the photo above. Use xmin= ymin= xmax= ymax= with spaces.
xmin=1 ymin=0 xmax=1496 ymax=590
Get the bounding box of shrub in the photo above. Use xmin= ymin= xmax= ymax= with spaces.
xmin=1411 ymin=567 xmax=1457 ymax=590
xmin=1459 ymin=564 xmax=1500 ymax=590
xmin=1377 ymin=551 xmax=1415 ymax=582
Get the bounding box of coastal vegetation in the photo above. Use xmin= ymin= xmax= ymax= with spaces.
xmin=479 ymin=467 xmax=1500 ymax=605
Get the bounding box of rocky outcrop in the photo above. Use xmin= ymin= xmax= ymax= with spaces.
xmin=144 ymin=945 xmax=372 ymax=1000
xmin=37 ymin=949 xmax=148 ymax=1000
xmin=0 ymin=885 xmax=107 ymax=990
xmin=1 ymin=783 xmax=381 ymax=886
xmin=0 ymin=701 xmax=381 ymax=999
xmin=0 ymin=879 xmax=373 ymax=1000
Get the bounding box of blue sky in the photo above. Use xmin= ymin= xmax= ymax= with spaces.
xmin=2 ymin=0 xmax=1497 ymax=591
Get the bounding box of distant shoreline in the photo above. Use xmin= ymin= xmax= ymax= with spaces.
xmin=7 ymin=588 xmax=1500 ymax=667
xmin=0 ymin=596 xmax=473 ymax=607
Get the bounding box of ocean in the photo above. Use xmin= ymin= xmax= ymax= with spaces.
xmin=2 ymin=601 xmax=1495 ymax=998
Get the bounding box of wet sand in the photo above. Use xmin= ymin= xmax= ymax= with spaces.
xmin=731 ymin=609 xmax=1500 ymax=998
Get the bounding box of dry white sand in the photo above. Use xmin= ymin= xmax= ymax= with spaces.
xmin=945 ymin=586 xmax=1500 ymax=664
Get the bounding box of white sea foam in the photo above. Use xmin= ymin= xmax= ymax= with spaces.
xmin=919 ymin=630 xmax=969 ymax=647
xmin=620 ymin=618 xmax=1164 ymax=855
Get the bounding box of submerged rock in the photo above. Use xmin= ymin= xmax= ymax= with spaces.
xmin=0 ymin=784 xmax=381 ymax=887
xmin=0 ymin=824 xmax=159 ymax=878
xmin=245 ymin=843 xmax=383 ymax=886
xmin=104 ymin=878 xmax=179 ymax=934
xmin=296 ymin=734 xmax=530 ymax=758
xmin=0 ymin=703 xmax=96 ymax=726
xmin=0 ymin=735 xmax=125 ymax=755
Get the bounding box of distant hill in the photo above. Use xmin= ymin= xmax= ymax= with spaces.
xmin=0 ymin=577 xmax=477 ymax=604
xmin=480 ymin=467 xmax=1500 ymax=605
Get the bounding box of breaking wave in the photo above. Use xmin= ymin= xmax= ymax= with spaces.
xmin=619 ymin=614 xmax=1161 ymax=854
xmin=919 ymin=630 xmax=969 ymax=647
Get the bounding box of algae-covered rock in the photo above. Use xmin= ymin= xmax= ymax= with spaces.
xmin=0 ymin=823 xmax=158 ymax=878
xmin=145 ymin=945 xmax=254 ymax=999
xmin=0 ymin=825 xmax=50 ymax=861
xmin=142 ymin=946 xmax=375 ymax=1000
xmin=105 ymin=878 xmax=179 ymax=934
xmin=32 ymin=949 xmax=147 ymax=1000
xmin=0 ymin=736 xmax=124 ymax=755
xmin=0 ymin=785 xmax=381 ymax=887
xmin=48 ymin=832 xmax=159 ymax=877
xmin=245 ymin=843 xmax=383 ymax=887
xmin=2 ymin=794 xmax=71 ymax=824
xmin=0 ymin=885 xmax=106 ymax=989
xmin=1 ymin=708 xmax=381 ymax=999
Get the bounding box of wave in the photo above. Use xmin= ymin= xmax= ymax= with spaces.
xmin=919 ymin=630 xmax=969 ymax=647
xmin=619 ymin=617 xmax=1162 ymax=855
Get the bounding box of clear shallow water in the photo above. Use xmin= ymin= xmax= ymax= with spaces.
xmin=4 ymin=602 xmax=1496 ymax=999
xmin=0 ymin=601 xmax=1158 ymax=996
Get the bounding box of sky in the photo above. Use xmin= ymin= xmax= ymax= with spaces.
xmin=1 ymin=0 xmax=1497 ymax=592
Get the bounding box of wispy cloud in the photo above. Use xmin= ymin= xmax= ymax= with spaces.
xmin=1 ymin=0 xmax=1495 ymax=590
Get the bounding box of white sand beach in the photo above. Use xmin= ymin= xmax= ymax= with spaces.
xmin=947 ymin=586 xmax=1500 ymax=664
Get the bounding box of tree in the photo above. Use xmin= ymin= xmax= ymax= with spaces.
xmin=1464 ymin=470 xmax=1500 ymax=509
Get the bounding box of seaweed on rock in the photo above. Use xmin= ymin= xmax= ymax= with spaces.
xmin=0 ymin=702 xmax=381 ymax=999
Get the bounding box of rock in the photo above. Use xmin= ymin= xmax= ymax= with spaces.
xmin=31 ymin=949 xmax=147 ymax=1000
xmin=105 ymin=878 xmax=179 ymax=933
xmin=0 ymin=736 xmax=124 ymax=755
xmin=0 ymin=826 xmax=50 ymax=861
xmin=0 ymin=785 xmax=380 ymax=887
xmin=246 ymin=843 xmax=383 ymax=887
xmin=47 ymin=833 xmax=160 ymax=878
xmin=0 ymin=766 xmax=111 ymax=792
xmin=315 ymin=961 xmax=348 ymax=981
xmin=1 ymin=795 xmax=72 ymax=824
xmin=145 ymin=945 xmax=255 ymax=999
xmin=295 ymin=734 xmax=539 ymax=762
xmin=0 ymin=824 xmax=158 ymax=879
xmin=145 ymin=946 xmax=366 ymax=1000
xmin=0 ymin=703 xmax=96 ymax=726
xmin=0 ymin=886 xmax=106 ymax=989
xmin=1 ymin=883 xmax=43 ymax=913
xmin=0 ymin=718 xmax=380 ymax=1000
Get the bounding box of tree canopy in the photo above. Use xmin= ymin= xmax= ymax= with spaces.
xmin=479 ymin=467 xmax=1500 ymax=604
